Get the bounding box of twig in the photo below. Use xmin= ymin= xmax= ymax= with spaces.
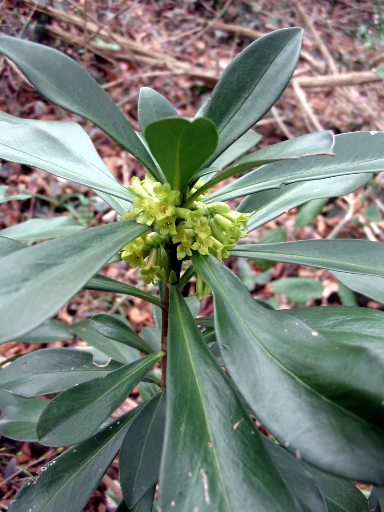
xmin=297 ymin=71 xmax=382 ymax=88
xmin=292 ymin=79 xmax=324 ymax=131
xmin=271 ymin=106 xmax=294 ymax=139
xmin=327 ymin=195 xmax=355 ymax=239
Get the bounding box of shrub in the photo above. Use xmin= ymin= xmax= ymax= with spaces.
xmin=0 ymin=28 xmax=383 ymax=511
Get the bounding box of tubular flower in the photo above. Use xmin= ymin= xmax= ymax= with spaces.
xmin=120 ymin=175 xmax=251 ymax=289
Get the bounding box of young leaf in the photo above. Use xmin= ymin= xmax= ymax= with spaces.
xmin=0 ymin=111 xmax=134 ymax=206
xmin=193 ymin=254 xmax=384 ymax=483
xmin=138 ymin=87 xmax=178 ymax=130
xmin=0 ymin=236 xmax=25 ymax=257
xmin=120 ymin=392 xmax=166 ymax=507
xmin=206 ymin=132 xmax=384 ymax=202
xmin=0 ymin=34 xmax=156 ymax=172
xmin=8 ymin=410 xmax=139 ymax=512
xmin=0 ymin=185 xmax=31 ymax=203
xmin=232 ymin=239 xmax=384 ymax=277
xmin=36 ymin=352 xmax=163 ymax=446
xmin=304 ymin=463 xmax=368 ymax=512
xmin=200 ymin=131 xmax=335 ymax=193
xmin=0 ymin=348 xmax=122 ymax=397
xmin=144 ymin=117 xmax=218 ymax=191
xmin=84 ymin=274 xmax=162 ymax=308
xmin=204 ymin=28 xmax=303 ymax=161
xmin=0 ymin=390 xmax=49 ymax=442
xmin=0 ymin=220 xmax=148 ymax=343
xmin=333 ymin=271 xmax=384 ymax=304
xmin=159 ymin=286 xmax=302 ymax=511
xmin=238 ymin=173 xmax=370 ymax=231
xmin=271 ymin=277 xmax=323 ymax=303
xmin=83 ymin=314 xmax=154 ymax=354
xmin=0 ymin=216 xmax=84 ymax=241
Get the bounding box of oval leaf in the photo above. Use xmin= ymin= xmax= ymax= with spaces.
xmin=36 ymin=352 xmax=163 ymax=446
xmin=138 ymin=87 xmax=178 ymax=130
xmin=0 ymin=220 xmax=148 ymax=343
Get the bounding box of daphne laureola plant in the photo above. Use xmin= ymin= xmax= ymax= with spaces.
xmin=0 ymin=26 xmax=384 ymax=511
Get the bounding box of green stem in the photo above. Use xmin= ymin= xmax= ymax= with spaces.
xmin=160 ymin=277 xmax=169 ymax=388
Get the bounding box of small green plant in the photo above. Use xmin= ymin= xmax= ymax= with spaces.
xmin=0 ymin=28 xmax=384 ymax=511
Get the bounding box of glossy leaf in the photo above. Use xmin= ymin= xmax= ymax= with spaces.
xmin=304 ymin=463 xmax=368 ymax=512
xmin=8 ymin=410 xmax=139 ymax=512
xmin=0 ymin=185 xmax=31 ymax=203
xmin=0 ymin=348 xmax=122 ymax=397
xmin=0 ymin=390 xmax=49 ymax=442
xmin=138 ymin=87 xmax=178 ymax=130
xmin=0 ymin=216 xmax=84 ymax=241
xmin=193 ymin=254 xmax=384 ymax=483
xmin=84 ymin=274 xmax=162 ymax=307
xmin=261 ymin=438 xmax=327 ymax=512
xmin=232 ymin=239 xmax=384 ymax=277
xmin=206 ymin=132 xmax=384 ymax=202
xmin=333 ymin=271 xmax=384 ymax=304
xmin=120 ymin=392 xmax=165 ymax=507
xmin=0 ymin=34 xmax=156 ymax=172
xmin=159 ymin=286 xmax=301 ymax=511
xmin=204 ymin=28 xmax=303 ymax=161
xmin=37 ymin=352 xmax=163 ymax=446
xmin=144 ymin=117 xmax=218 ymax=191
xmin=12 ymin=319 xmax=69 ymax=344
xmin=0 ymin=111 xmax=134 ymax=208
xmin=84 ymin=314 xmax=153 ymax=354
xmin=72 ymin=318 xmax=141 ymax=364
xmin=0 ymin=236 xmax=25 ymax=257
xmin=238 ymin=173 xmax=370 ymax=230
xmin=201 ymin=131 xmax=334 ymax=193
xmin=0 ymin=220 xmax=148 ymax=343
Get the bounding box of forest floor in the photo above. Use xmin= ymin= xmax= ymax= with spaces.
xmin=0 ymin=1 xmax=383 ymax=509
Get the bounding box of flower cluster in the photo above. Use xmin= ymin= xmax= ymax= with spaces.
xmin=120 ymin=174 xmax=251 ymax=288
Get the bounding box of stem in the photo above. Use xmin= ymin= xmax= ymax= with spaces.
xmin=160 ymin=278 xmax=169 ymax=388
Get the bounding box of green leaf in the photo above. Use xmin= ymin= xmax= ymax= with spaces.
xmin=295 ymin=198 xmax=328 ymax=227
xmin=11 ymin=319 xmax=69 ymax=344
xmin=0 ymin=220 xmax=148 ymax=343
xmin=232 ymin=239 xmax=384 ymax=277
xmin=0 ymin=236 xmax=25 ymax=257
xmin=159 ymin=286 xmax=301 ymax=511
xmin=36 ymin=352 xmax=163 ymax=446
xmin=0 ymin=185 xmax=31 ymax=203
xmin=206 ymin=132 xmax=384 ymax=202
xmin=0 ymin=34 xmax=155 ymax=172
xmin=0 ymin=216 xmax=84 ymax=241
xmin=261 ymin=438 xmax=327 ymax=512
xmin=0 ymin=348 xmax=122 ymax=397
xmin=238 ymin=173 xmax=370 ymax=231
xmin=138 ymin=87 xmax=178 ymax=130
xmin=369 ymin=487 xmax=384 ymax=512
xmin=84 ymin=274 xmax=162 ymax=308
xmin=271 ymin=277 xmax=323 ymax=302
xmin=72 ymin=318 xmax=141 ymax=364
xmin=144 ymin=117 xmax=218 ymax=191
xmin=204 ymin=28 xmax=303 ymax=161
xmin=376 ymin=63 xmax=384 ymax=79
xmin=120 ymin=392 xmax=165 ymax=507
xmin=0 ymin=111 xmax=133 ymax=209
xmin=8 ymin=410 xmax=138 ymax=512
xmin=0 ymin=390 xmax=49 ymax=441
xmin=304 ymin=463 xmax=368 ymax=512
xmin=193 ymin=254 xmax=384 ymax=483
xmin=83 ymin=314 xmax=154 ymax=354
xmin=333 ymin=271 xmax=384 ymax=304
xmin=201 ymin=131 xmax=335 ymax=193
